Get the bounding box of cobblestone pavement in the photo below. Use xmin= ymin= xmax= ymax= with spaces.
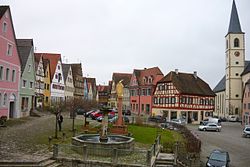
xmin=0 ymin=113 xmax=59 ymax=161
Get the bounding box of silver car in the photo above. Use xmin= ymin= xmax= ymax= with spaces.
xmin=199 ymin=122 xmax=221 ymax=132
xmin=242 ymin=126 xmax=250 ymax=138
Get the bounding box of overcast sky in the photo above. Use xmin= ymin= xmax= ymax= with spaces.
xmin=1 ymin=0 xmax=250 ymax=88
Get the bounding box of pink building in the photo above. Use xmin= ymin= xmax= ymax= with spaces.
xmin=242 ymin=80 xmax=250 ymax=125
xmin=130 ymin=67 xmax=164 ymax=115
xmin=0 ymin=6 xmax=21 ymax=118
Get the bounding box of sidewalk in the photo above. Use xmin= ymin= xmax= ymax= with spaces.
xmin=0 ymin=113 xmax=55 ymax=161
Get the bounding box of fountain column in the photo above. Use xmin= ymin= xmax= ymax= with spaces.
xmin=99 ymin=109 xmax=109 ymax=142
xmin=116 ymin=80 xmax=124 ymax=125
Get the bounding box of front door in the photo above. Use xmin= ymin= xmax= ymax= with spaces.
xmin=9 ymin=102 xmax=14 ymax=118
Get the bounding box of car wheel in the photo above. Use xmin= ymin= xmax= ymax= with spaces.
xmin=203 ymin=128 xmax=206 ymax=131
xmin=216 ymin=129 xmax=219 ymax=132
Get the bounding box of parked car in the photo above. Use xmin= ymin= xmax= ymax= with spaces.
xmin=148 ymin=115 xmax=166 ymax=123
xmin=160 ymin=122 xmax=174 ymax=130
xmin=96 ymin=113 xmax=115 ymax=122
xmin=122 ymin=110 xmax=131 ymax=116
xmin=75 ymin=108 xmax=86 ymax=115
xmin=242 ymin=126 xmax=250 ymax=138
xmin=85 ymin=110 xmax=96 ymax=117
xmin=170 ymin=118 xmax=187 ymax=125
xmin=199 ymin=122 xmax=221 ymax=132
xmin=108 ymin=115 xmax=129 ymax=123
xmin=206 ymin=150 xmax=230 ymax=167
xmin=90 ymin=110 xmax=102 ymax=120
xmin=227 ymin=115 xmax=238 ymax=122
xmin=200 ymin=117 xmax=221 ymax=125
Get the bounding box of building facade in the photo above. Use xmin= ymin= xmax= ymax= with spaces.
xmin=214 ymin=0 xmax=247 ymax=120
xmin=17 ymin=39 xmax=36 ymax=117
xmin=43 ymin=59 xmax=51 ymax=107
xmin=34 ymin=54 xmax=45 ymax=108
xmin=242 ymin=80 xmax=250 ymax=125
xmin=109 ymin=73 xmax=132 ymax=110
xmin=152 ymin=70 xmax=215 ymax=124
xmin=130 ymin=67 xmax=164 ymax=115
xmin=62 ymin=64 xmax=74 ymax=102
xmin=70 ymin=63 xmax=84 ymax=99
xmin=0 ymin=6 xmax=21 ymax=118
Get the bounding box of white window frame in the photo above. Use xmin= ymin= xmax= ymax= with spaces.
xmin=3 ymin=93 xmax=7 ymax=106
xmin=22 ymin=80 xmax=27 ymax=88
xmin=0 ymin=66 xmax=3 ymax=80
xmin=28 ymin=64 xmax=31 ymax=72
xmin=5 ymin=68 xmax=9 ymax=81
xmin=11 ymin=69 xmax=15 ymax=82
xmin=6 ymin=43 xmax=13 ymax=56
xmin=30 ymin=81 xmax=33 ymax=89
xmin=2 ymin=22 xmax=7 ymax=33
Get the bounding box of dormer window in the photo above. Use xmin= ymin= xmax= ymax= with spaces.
xmin=148 ymin=76 xmax=153 ymax=84
xmin=234 ymin=38 xmax=239 ymax=47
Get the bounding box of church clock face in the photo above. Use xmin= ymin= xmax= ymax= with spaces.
xmin=234 ymin=51 xmax=240 ymax=57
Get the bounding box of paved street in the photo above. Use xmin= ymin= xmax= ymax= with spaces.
xmin=188 ymin=122 xmax=250 ymax=167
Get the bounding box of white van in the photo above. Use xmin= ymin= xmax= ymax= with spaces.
xmin=200 ymin=117 xmax=221 ymax=125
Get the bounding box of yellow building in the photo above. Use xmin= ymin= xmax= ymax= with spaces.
xmin=43 ymin=59 xmax=51 ymax=107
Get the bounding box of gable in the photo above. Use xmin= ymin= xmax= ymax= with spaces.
xmin=0 ymin=6 xmax=21 ymax=67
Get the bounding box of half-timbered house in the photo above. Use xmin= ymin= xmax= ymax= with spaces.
xmin=152 ymin=70 xmax=215 ymax=124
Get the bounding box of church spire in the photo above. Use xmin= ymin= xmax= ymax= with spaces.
xmin=228 ymin=0 xmax=242 ymax=34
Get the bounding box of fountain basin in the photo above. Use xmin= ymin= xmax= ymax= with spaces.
xmin=72 ymin=134 xmax=134 ymax=156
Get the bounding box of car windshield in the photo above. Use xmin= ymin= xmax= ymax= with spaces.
xmin=210 ymin=152 xmax=227 ymax=162
xmin=245 ymin=128 xmax=250 ymax=131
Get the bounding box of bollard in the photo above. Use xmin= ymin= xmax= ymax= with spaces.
xmin=83 ymin=145 xmax=87 ymax=161
xmin=112 ymin=148 xmax=118 ymax=164
xmin=53 ymin=144 xmax=58 ymax=159
xmin=62 ymin=132 xmax=66 ymax=141
xmin=147 ymin=150 xmax=151 ymax=167
xmin=48 ymin=136 xmax=52 ymax=148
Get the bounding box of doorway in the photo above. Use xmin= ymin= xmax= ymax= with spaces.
xmin=9 ymin=102 xmax=14 ymax=118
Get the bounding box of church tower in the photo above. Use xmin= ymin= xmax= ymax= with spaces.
xmin=225 ymin=0 xmax=245 ymax=116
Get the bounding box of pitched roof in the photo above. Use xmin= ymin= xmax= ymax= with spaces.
xmin=0 ymin=6 xmax=8 ymax=18
xmin=68 ymin=63 xmax=83 ymax=76
xmin=97 ymin=85 xmax=110 ymax=92
xmin=213 ymin=76 xmax=226 ymax=93
xmin=16 ymin=39 xmax=33 ymax=74
xmin=112 ymin=73 xmax=132 ymax=87
xmin=228 ymin=0 xmax=243 ymax=34
xmin=133 ymin=67 xmax=163 ymax=85
xmin=241 ymin=61 xmax=250 ymax=76
xmin=62 ymin=64 xmax=71 ymax=82
xmin=35 ymin=53 xmax=61 ymax=80
xmin=214 ymin=61 xmax=250 ymax=93
xmin=159 ymin=71 xmax=215 ymax=96
xmin=43 ymin=59 xmax=50 ymax=72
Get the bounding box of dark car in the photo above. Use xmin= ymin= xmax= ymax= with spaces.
xmin=206 ymin=150 xmax=230 ymax=167
xmin=122 ymin=110 xmax=131 ymax=116
xmin=76 ymin=108 xmax=86 ymax=115
xmin=148 ymin=115 xmax=166 ymax=123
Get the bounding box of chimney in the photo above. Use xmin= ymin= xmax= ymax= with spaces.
xmin=194 ymin=71 xmax=197 ymax=79
xmin=175 ymin=69 xmax=178 ymax=74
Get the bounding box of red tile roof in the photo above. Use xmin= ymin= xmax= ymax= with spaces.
xmin=159 ymin=71 xmax=216 ymax=96
xmin=112 ymin=73 xmax=132 ymax=87
xmin=35 ymin=53 xmax=61 ymax=80
xmin=133 ymin=67 xmax=164 ymax=85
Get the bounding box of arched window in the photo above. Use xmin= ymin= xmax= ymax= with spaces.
xmin=234 ymin=38 xmax=239 ymax=47
xmin=226 ymin=40 xmax=228 ymax=49
xmin=3 ymin=93 xmax=7 ymax=106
